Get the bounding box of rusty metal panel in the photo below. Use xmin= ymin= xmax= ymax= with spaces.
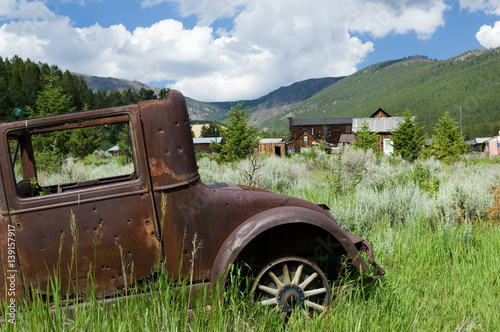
xmin=0 ymin=105 xmax=162 ymax=298
xmin=139 ymin=91 xmax=199 ymax=189
xmin=12 ymin=193 xmax=160 ymax=297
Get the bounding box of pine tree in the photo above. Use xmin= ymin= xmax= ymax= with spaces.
xmin=210 ymin=103 xmax=260 ymax=163
xmin=200 ymin=122 xmax=219 ymax=138
xmin=28 ymin=76 xmax=75 ymax=117
xmin=429 ymin=112 xmax=468 ymax=163
xmin=353 ymin=120 xmax=379 ymax=152
xmin=392 ymin=109 xmax=427 ymax=162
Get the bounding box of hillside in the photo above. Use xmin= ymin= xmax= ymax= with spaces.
xmin=75 ymin=73 xmax=161 ymax=94
xmin=76 ymin=73 xmax=342 ymax=125
xmin=206 ymin=77 xmax=344 ymax=125
xmin=262 ymin=49 xmax=500 ymax=138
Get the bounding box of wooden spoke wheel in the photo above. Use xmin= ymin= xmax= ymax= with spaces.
xmin=251 ymin=256 xmax=331 ymax=317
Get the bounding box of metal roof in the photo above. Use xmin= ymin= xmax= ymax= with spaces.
xmin=192 ymin=137 xmax=222 ymax=144
xmin=259 ymin=138 xmax=285 ymax=144
xmin=352 ymin=117 xmax=404 ymax=133
xmin=291 ymin=117 xmax=354 ymax=126
xmin=339 ymin=134 xmax=356 ymax=143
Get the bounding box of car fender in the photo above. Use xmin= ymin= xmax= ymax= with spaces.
xmin=209 ymin=206 xmax=370 ymax=290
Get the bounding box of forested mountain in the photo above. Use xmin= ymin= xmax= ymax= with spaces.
xmin=262 ymin=49 xmax=500 ymax=138
xmin=206 ymin=77 xmax=344 ymax=126
xmin=3 ymin=47 xmax=500 ymax=139
xmin=75 ymin=73 xmax=161 ymax=94
xmin=0 ymin=56 xmax=164 ymax=121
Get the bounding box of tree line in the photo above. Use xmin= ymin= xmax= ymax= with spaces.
xmin=0 ymin=55 xmax=167 ymax=121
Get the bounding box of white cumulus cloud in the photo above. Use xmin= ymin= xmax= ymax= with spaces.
xmin=476 ymin=21 xmax=500 ymax=47
xmin=460 ymin=0 xmax=500 ymax=15
xmin=1 ymin=0 xmax=451 ymax=101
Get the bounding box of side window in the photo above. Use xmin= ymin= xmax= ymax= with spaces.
xmin=8 ymin=115 xmax=136 ymax=198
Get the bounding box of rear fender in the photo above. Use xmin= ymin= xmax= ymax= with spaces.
xmin=209 ymin=206 xmax=369 ymax=290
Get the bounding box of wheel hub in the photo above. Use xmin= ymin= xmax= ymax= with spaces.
xmin=278 ymin=284 xmax=305 ymax=312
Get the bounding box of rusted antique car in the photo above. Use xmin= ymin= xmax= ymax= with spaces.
xmin=0 ymin=90 xmax=383 ymax=316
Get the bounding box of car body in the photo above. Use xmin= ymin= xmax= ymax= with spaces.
xmin=0 ymin=90 xmax=383 ymax=314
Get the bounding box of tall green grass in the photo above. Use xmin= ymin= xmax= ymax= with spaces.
xmin=2 ymin=149 xmax=499 ymax=330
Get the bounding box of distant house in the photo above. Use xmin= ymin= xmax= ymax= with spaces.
xmin=289 ymin=116 xmax=354 ymax=146
xmin=338 ymin=133 xmax=356 ymax=147
xmin=106 ymin=145 xmax=120 ymax=156
xmin=286 ymin=129 xmax=319 ymax=154
xmin=193 ymin=137 xmax=222 ymax=154
xmin=465 ymin=137 xmax=492 ymax=153
xmin=352 ymin=109 xmax=404 ymax=154
xmin=488 ymin=132 xmax=500 ymax=155
xmin=258 ymin=138 xmax=286 ymax=157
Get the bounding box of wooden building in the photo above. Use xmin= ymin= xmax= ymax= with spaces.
xmin=488 ymin=132 xmax=500 ymax=155
xmin=286 ymin=129 xmax=319 ymax=154
xmin=193 ymin=137 xmax=222 ymax=154
xmin=352 ymin=109 xmax=404 ymax=154
xmin=257 ymin=138 xmax=286 ymax=157
xmin=289 ymin=116 xmax=354 ymax=146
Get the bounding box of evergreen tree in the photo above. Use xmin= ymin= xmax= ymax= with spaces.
xmin=429 ymin=112 xmax=468 ymax=163
xmin=0 ymin=57 xmax=10 ymax=119
xmin=158 ymin=88 xmax=169 ymax=99
xmin=392 ymin=109 xmax=427 ymax=162
xmin=67 ymin=127 xmax=104 ymax=160
xmin=353 ymin=120 xmax=379 ymax=152
xmin=210 ymin=103 xmax=260 ymax=163
xmin=28 ymin=76 xmax=75 ymax=117
xmin=139 ymin=88 xmax=155 ymax=100
xmin=200 ymin=122 xmax=219 ymax=137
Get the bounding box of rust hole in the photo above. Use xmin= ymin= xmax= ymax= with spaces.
xmin=145 ymin=220 xmax=150 ymax=225
xmin=184 ymin=250 xmax=188 ymax=255
xmin=150 ymin=231 xmax=155 ymax=236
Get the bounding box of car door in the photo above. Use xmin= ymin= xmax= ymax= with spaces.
xmin=0 ymin=108 xmax=161 ymax=299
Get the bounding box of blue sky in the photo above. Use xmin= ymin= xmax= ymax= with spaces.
xmin=1 ymin=0 xmax=500 ymax=101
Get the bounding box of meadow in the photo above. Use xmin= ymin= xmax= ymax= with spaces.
xmin=2 ymin=148 xmax=500 ymax=331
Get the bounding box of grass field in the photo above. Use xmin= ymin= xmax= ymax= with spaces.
xmin=3 ymin=149 xmax=500 ymax=331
